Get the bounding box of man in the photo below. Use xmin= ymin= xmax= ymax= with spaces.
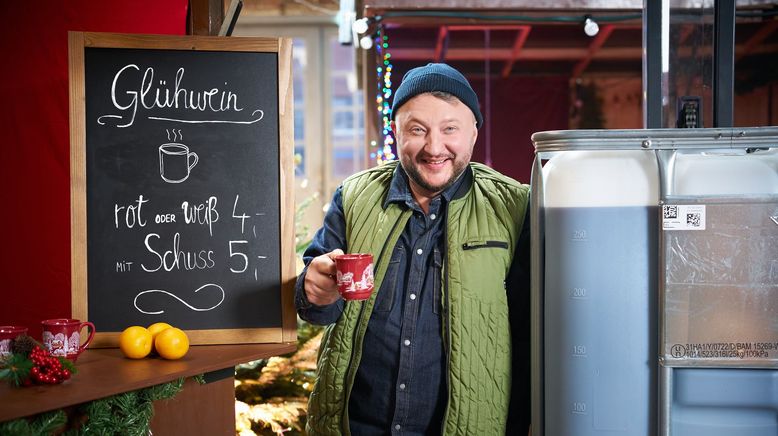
xmin=295 ymin=63 xmax=530 ymax=435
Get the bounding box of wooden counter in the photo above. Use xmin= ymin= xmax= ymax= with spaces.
xmin=0 ymin=343 xmax=296 ymax=425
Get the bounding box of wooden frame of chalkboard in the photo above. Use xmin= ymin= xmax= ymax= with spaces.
xmin=68 ymin=32 xmax=296 ymax=347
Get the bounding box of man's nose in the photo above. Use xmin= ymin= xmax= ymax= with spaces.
xmin=425 ymin=130 xmax=446 ymax=155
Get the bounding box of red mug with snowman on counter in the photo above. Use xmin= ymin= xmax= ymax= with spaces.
xmin=41 ymin=318 xmax=95 ymax=361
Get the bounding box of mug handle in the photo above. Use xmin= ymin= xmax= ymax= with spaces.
xmin=188 ymin=152 xmax=199 ymax=171
xmin=79 ymin=322 xmax=96 ymax=354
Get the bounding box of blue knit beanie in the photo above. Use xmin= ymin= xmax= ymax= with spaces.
xmin=391 ymin=63 xmax=483 ymax=129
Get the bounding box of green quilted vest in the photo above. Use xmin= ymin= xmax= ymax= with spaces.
xmin=306 ymin=161 xmax=529 ymax=435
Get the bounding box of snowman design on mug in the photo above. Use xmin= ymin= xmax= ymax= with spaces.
xmin=337 ymin=264 xmax=374 ymax=293
xmin=42 ymin=331 xmax=80 ymax=357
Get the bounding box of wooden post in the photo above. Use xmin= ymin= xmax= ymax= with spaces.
xmin=188 ymin=0 xmax=224 ymax=36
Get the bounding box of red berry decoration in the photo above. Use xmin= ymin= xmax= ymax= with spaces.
xmin=1 ymin=342 xmax=78 ymax=387
xmin=19 ymin=346 xmax=71 ymax=385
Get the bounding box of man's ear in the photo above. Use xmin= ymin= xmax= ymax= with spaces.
xmin=390 ymin=120 xmax=396 ymax=134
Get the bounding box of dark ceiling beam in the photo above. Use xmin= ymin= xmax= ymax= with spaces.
xmin=431 ymin=24 xmax=536 ymax=72
xmin=501 ymin=26 xmax=532 ymax=78
xmin=435 ymin=26 xmax=449 ymax=62
xmin=390 ymin=42 xmax=778 ymax=62
xmin=391 ymin=46 xmax=640 ymax=61
xmin=736 ymin=20 xmax=778 ymax=61
xmin=572 ymin=24 xmax=615 ymax=78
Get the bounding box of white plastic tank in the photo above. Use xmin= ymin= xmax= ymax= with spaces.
xmin=539 ymin=147 xmax=659 ymax=436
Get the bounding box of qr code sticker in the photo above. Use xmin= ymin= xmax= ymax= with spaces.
xmin=663 ymin=205 xmax=705 ymax=230
xmin=686 ymin=213 xmax=701 ymax=227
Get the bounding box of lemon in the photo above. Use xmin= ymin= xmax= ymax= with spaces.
xmin=154 ymin=327 xmax=189 ymax=360
xmin=119 ymin=326 xmax=153 ymax=359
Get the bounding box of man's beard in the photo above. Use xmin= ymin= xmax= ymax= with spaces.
xmin=402 ymin=155 xmax=468 ymax=195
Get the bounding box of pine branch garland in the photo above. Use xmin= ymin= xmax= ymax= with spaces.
xmin=1 ymin=377 xmax=190 ymax=435
xmin=0 ymin=410 xmax=66 ymax=436
xmin=30 ymin=410 xmax=67 ymax=435
xmin=74 ymin=377 xmax=185 ymax=435
xmin=0 ymin=419 xmax=30 ymax=436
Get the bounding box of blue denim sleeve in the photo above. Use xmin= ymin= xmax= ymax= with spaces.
xmin=294 ymin=186 xmax=347 ymax=325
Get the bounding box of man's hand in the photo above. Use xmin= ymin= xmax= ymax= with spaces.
xmin=304 ymin=249 xmax=344 ymax=306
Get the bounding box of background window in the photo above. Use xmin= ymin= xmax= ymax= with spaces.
xmin=233 ymin=22 xmax=367 ymax=240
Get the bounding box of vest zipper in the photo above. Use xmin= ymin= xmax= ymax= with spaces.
xmin=462 ymin=240 xmax=509 ymax=250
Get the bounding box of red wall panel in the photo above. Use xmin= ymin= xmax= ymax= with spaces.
xmin=470 ymin=76 xmax=569 ymax=184
xmin=0 ymin=1 xmax=187 ymax=337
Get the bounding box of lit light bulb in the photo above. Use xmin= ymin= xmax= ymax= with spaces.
xmin=359 ymin=35 xmax=374 ymax=50
xmin=352 ymin=17 xmax=369 ymax=35
xmin=584 ymin=17 xmax=599 ymax=37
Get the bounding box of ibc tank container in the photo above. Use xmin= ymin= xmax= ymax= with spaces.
xmin=664 ymin=147 xmax=778 ymax=436
xmin=530 ymin=127 xmax=778 ymax=436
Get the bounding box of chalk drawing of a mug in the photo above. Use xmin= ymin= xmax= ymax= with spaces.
xmin=159 ymin=143 xmax=198 ymax=183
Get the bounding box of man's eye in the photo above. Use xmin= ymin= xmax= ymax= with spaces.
xmin=410 ymin=127 xmax=425 ymax=134
xmin=444 ymin=126 xmax=458 ymax=133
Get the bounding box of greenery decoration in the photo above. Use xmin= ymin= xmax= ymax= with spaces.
xmin=70 ymin=377 xmax=185 ymax=435
xmin=0 ymin=354 xmax=34 ymax=387
xmin=294 ymin=192 xmax=317 ymax=255
xmin=235 ymin=319 xmax=322 ymax=435
xmin=0 ymin=377 xmax=189 ymax=436
xmin=0 ymin=410 xmax=67 ymax=436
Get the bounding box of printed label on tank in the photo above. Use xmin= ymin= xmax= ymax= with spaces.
xmin=662 ymin=204 xmax=706 ymax=230
xmin=668 ymin=342 xmax=778 ymax=360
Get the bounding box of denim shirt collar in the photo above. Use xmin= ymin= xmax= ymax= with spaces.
xmin=383 ymin=163 xmax=473 ymax=210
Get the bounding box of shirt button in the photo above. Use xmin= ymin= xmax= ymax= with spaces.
xmin=404 ymin=339 xmax=411 ymax=346
xmin=410 ymin=293 xmax=417 ymax=300
xmin=430 ymin=213 xmax=437 ymax=220
xmin=416 ymin=248 xmax=423 ymax=255
xmin=399 ymin=383 xmax=406 ymax=390
xmin=395 ymin=424 xmax=401 ymax=430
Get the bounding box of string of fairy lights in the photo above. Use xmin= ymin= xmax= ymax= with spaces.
xmin=371 ymin=28 xmax=396 ymax=165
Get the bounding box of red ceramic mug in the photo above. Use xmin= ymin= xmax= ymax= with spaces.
xmin=0 ymin=326 xmax=28 ymax=357
xmin=334 ymin=253 xmax=375 ymax=301
xmin=41 ymin=319 xmax=95 ymax=361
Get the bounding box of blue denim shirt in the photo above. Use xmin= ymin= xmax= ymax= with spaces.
xmin=295 ymin=164 xmax=531 ymax=435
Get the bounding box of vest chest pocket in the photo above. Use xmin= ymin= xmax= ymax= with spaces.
xmin=462 ymin=240 xmax=509 ymax=250
xmin=459 ymin=239 xmax=511 ymax=304
xmin=375 ymin=245 xmax=404 ymax=312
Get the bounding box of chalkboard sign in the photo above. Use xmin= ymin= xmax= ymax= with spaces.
xmin=68 ymin=32 xmax=296 ymax=347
